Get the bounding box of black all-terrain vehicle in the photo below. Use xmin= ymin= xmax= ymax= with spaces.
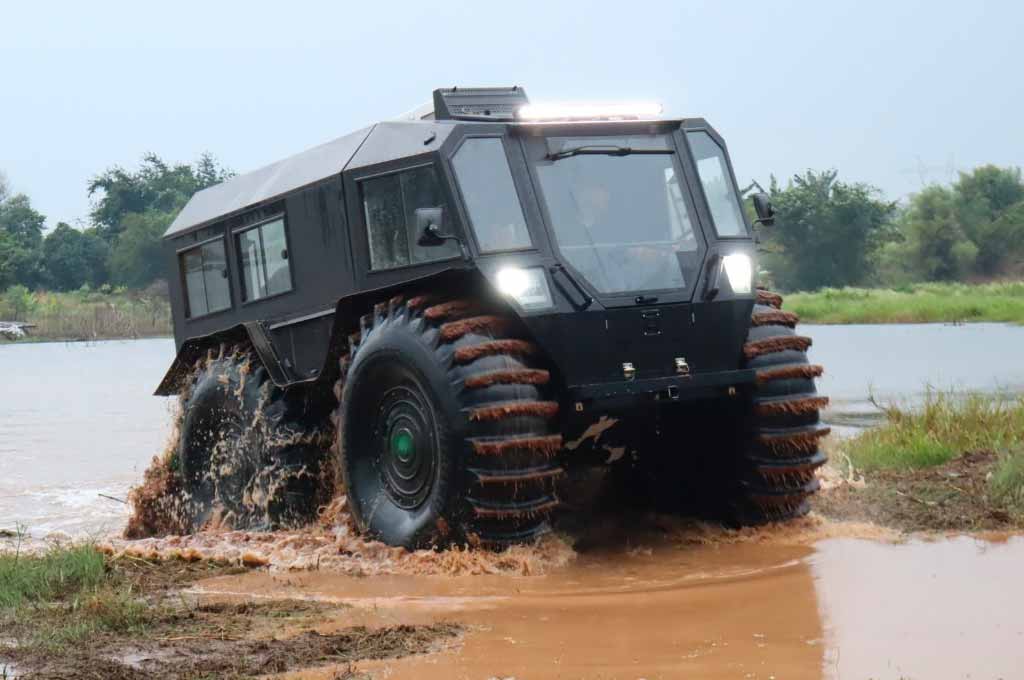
xmin=157 ymin=87 xmax=828 ymax=547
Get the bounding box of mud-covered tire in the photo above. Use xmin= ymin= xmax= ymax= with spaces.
xmin=177 ymin=350 xmax=332 ymax=531
xmin=335 ymin=296 xmax=562 ymax=549
xmin=730 ymin=289 xmax=829 ymax=523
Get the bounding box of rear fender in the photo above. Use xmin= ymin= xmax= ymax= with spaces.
xmin=153 ymin=322 xmax=288 ymax=396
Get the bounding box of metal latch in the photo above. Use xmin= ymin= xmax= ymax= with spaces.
xmin=622 ymin=362 xmax=636 ymax=380
xmin=641 ymin=309 xmax=661 ymax=336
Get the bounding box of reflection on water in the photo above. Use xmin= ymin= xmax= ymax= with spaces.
xmin=814 ymin=536 xmax=1024 ymax=680
xmin=192 ymin=531 xmax=1024 ymax=679
xmin=807 ymin=323 xmax=1024 ymax=436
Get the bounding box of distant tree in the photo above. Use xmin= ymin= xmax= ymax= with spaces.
xmin=950 ymin=166 xmax=1024 ymax=276
xmin=898 ymin=185 xmax=978 ymax=281
xmin=88 ymin=152 xmax=232 ymax=241
xmin=107 ymin=210 xmax=174 ymax=288
xmin=761 ymin=170 xmax=896 ymax=291
xmin=955 ymin=165 xmax=1024 ymax=225
xmin=977 ymin=200 xmax=1024 ymax=276
xmin=0 ymin=172 xmax=9 ymax=203
xmin=0 ymin=193 xmax=46 ymax=289
xmin=42 ymin=222 xmax=110 ymax=290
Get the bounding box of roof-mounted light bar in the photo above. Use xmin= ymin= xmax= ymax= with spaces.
xmin=516 ymin=101 xmax=663 ymax=122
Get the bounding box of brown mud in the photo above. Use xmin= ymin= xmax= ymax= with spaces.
xmin=9 ymin=617 xmax=460 ymax=680
xmin=0 ymin=555 xmax=461 ymax=680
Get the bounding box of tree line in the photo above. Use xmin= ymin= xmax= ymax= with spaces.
xmin=1 ymin=155 xmax=1022 ymax=298
xmin=0 ymin=154 xmax=232 ymax=294
xmin=760 ymin=165 xmax=1024 ymax=291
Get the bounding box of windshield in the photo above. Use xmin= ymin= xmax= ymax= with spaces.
xmin=534 ymin=135 xmax=699 ymax=295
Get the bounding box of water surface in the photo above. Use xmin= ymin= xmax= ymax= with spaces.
xmin=0 ymin=338 xmax=175 ymax=537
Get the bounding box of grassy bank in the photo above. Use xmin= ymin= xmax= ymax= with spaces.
xmin=817 ymin=391 xmax=1024 ymax=531
xmin=0 ymin=542 xmax=459 ymax=678
xmin=0 ymin=286 xmax=171 ymax=342
xmin=786 ymin=281 xmax=1024 ymax=324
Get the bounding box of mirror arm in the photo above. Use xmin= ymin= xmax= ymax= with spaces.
xmin=429 ymin=226 xmax=471 ymax=261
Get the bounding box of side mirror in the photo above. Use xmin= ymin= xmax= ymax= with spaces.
xmin=415 ymin=207 xmax=447 ymax=247
xmin=752 ymin=192 xmax=775 ymax=227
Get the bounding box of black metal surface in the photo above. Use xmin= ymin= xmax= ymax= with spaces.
xmin=160 ymin=86 xmax=758 ymax=409
xmin=571 ymin=368 xmax=755 ymax=402
xmin=165 ymin=126 xmax=374 ymax=238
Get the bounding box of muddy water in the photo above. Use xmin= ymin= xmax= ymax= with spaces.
xmin=192 ymin=533 xmax=1024 ymax=679
xmin=3 ymin=323 xmax=1024 ymax=537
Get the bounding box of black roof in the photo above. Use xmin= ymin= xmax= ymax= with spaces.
xmin=164 ymin=125 xmax=374 ymax=238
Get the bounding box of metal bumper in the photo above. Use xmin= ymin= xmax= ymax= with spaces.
xmin=568 ymin=368 xmax=757 ymax=411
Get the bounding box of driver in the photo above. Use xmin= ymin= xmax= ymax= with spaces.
xmin=573 ymin=176 xmax=680 ymax=292
xmin=576 ymin=181 xmax=616 ymax=240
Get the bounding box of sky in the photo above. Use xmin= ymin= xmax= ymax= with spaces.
xmin=1 ymin=0 xmax=1022 ymax=229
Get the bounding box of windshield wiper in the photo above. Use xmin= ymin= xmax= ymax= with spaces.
xmin=545 ymin=145 xmax=675 ymax=161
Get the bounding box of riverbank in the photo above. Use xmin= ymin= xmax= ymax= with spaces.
xmin=0 ymin=288 xmax=171 ymax=342
xmin=0 ymin=542 xmax=460 ymax=679
xmin=786 ymin=281 xmax=1024 ymax=324
xmin=815 ymin=391 xmax=1024 ymax=531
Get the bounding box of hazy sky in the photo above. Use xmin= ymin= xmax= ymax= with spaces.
xmin=2 ymin=0 xmax=1022 ymax=229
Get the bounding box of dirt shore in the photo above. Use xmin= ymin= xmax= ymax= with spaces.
xmin=814 ymin=449 xmax=1022 ymax=532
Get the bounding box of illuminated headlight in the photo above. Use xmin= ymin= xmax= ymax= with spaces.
xmin=722 ymin=254 xmax=753 ymax=295
xmin=495 ymin=267 xmax=554 ymax=310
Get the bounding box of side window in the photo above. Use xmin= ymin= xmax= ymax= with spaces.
xmin=180 ymin=239 xmax=231 ymax=318
xmin=687 ymin=131 xmax=748 ymax=237
xmin=451 ymin=137 xmax=532 ymax=252
xmin=362 ymin=165 xmax=458 ymax=270
xmin=235 ymin=218 xmax=293 ymax=302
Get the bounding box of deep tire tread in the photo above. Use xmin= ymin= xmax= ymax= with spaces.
xmin=336 ymin=295 xmax=561 ymax=548
xmin=733 ymin=291 xmax=828 ymax=524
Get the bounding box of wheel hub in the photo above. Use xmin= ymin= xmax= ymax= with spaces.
xmin=376 ymin=386 xmax=437 ymax=510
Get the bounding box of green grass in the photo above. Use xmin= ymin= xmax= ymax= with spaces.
xmin=843 ymin=391 xmax=1024 ymax=471
xmin=0 ymin=542 xmax=106 ymax=608
xmin=786 ymin=281 xmax=1024 ymax=324
xmin=990 ymin=448 xmax=1024 ymax=512
xmin=0 ymin=542 xmax=152 ymax=650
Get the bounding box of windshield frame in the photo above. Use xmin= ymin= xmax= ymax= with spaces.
xmin=518 ymin=123 xmax=710 ymax=307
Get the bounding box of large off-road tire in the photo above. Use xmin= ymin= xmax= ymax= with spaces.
xmin=177 ymin=349 xmax=332 ymax=531
xmin=335 ymin=295 xmax=563 ymax=549
xmin=731 ymin=289 xmax=830 ymax=523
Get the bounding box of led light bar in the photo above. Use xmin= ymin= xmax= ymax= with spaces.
xmin=516 ymin=101 xmax=663 ymax=122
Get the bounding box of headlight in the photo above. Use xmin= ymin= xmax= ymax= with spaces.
xmin=721 ymin=254 xmax=753 ymax=295
xmin=495 ymin=267 xmax=554 ymax=311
